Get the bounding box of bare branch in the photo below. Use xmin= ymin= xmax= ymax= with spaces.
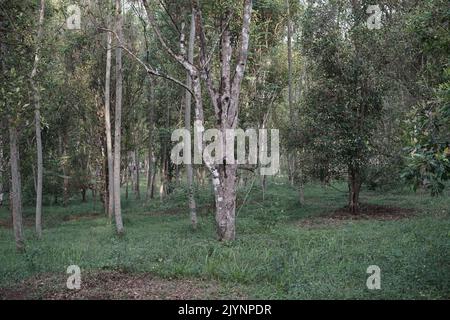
xmin=98 ymin=27 xmax=194 ymax=96
xmin=142 ymin=0 xmax=197 ymax=75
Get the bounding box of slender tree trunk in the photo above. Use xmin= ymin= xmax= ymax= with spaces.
xmin=9 ymin=122 xmax=25 ymax=251
xmin=81 ymin=188 xmax=87 ymax=202
xmin=159 ymin=152 xmax=167 ymax=200
xmin=104 ymin=31 xmax=114 ymax=220
xmin=348 ymin=164 xmax=361 ymax=214
xmin=286 ymin=0 xmax=296 ymax=187
xmin=286 ymin=0 xmax=294 ymax=124
xmin=146 ymin=79 xmax=155 ymax=200
xmin=59 ymin=134 xmax=69 ymax=207
xmin=184 ymin=12 xmax=197 ymax=228
xmin=135 ymin=148 xmax=140 ymax=199
xmin=125 ymin=166 xmax=129 ymax=200
xmin=30 ymin=0 xmax=45 ymax=238
xmin=113 ymin=0 xmax=124 ymax=234
xmin=129 ymin=151 xmax=136 ymax=195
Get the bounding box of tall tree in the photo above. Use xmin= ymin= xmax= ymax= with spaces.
xmin=30 ymin=0 xmax=45 ymax=238
xmin=113 ymin=0 xmax=124 ymax=234
xmin=9 ymin=121 xmax=25 ymax=251
xmin=104 ymin=30 xmax=114 ymax=219
xmin=184 ymin=12 xmax=198 ymax=229
xmin=142 ymin=0 xmax=253 ymax=240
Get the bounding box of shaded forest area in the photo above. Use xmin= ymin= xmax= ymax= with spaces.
xmin=0 ymin=0 xmax=449 ymax=300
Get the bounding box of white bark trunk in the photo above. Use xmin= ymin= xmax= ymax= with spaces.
xmin=185 ymin=12 xmax=197 ymax=229
xmin=142 ymin=0 xmax=252 ymax=241
xmin=113 ymin=0 xmax=124 ymax=234
xmin=104 ymin=31 xmax=114 ymax=220
xmin=146 ymin=79 xmax=155 ymax=200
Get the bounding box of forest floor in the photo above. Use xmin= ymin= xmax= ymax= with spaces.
xmin=0 ymin=179 xmax=449 ymax=300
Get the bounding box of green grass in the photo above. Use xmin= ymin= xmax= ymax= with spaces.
xmin=0 ymin=179 xmax=449 ymax=299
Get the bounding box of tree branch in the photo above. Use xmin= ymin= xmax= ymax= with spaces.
xmin=142 ymin=0 xmax=197 ymax=75
xmin=98 ymin=27 xmax=194 ymax=96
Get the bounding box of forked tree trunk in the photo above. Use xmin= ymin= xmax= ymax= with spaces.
xmin=142 ymin=0 xmax=252 ymax=241
xmin=104 ymin=30 xmax=114 ymax=220
xmin=113 ymin=0 xmax=124 ymax=234
xmin=9 ymin=123 xmax=25 ymax=252
xmin=30 ymin=0 xmax=45 ymax=238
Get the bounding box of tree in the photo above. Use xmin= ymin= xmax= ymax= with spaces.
xmin=301 ymin=0 xmax=385 ymax=213
xmin=29 ymin=0 xmax=45 ymax=238
xmin=183 ymin=11 xmax=198 ymax=229
xmin=192 ymin=0 xmax=253 ymax=240
xmin=140 ymin=0 xmax=253 ymax=240
xmin=104 ymin=29 xmax=114 ymax=219
xmin=113 ymin=0 xmax=125 ymax=234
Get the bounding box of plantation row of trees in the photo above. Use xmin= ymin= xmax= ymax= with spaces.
xmin=0 ymin=0 xmax=448 ymax=250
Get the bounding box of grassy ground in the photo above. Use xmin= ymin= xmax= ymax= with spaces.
xmin=0 ymin=179 xmax=449 ymax=299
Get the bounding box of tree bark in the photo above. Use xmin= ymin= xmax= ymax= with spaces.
xmin=9 ymin=122 xmax=25 ymax=252
xmin=146 ymin=80 xmax=156 ymax=200
xmin=286 ymin=0 xmax=294 ymax=125
xmin=348 ymin=164 xmax=361 ymax=214
xmin=59 ymin=134 xmax=69 ymax=207
xmin=113 ymin=0 xmax=124 ymax=234
xmin=30 ymin=0 xmax=45 ymax=238
xmin=216 ymin=165 xmax=237 ymax=240
xmin=184 ymin=12 xmax=197 ymax=229
xmin=104 ymin=30 xmax=114 ymax=220
xmin=135 ymin=148 xmax=140 ymax=200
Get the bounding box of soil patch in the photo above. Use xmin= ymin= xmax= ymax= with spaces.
xmin=0 ymin=271 xmax=243 ymax=300
xmin=297 ymin=204 xmax=415 ymax=229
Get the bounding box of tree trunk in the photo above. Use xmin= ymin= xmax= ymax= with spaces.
xmin=159 ymin=153 xmax=167 ymax=200
xmin=104 ymin=30 xmax=114 ymax=220
xmin=298 ymin=184 xmax=305 ymax=205
xmin=125 ymin=167 xmax=129 ymax=200
xmin=146 ymin=78 xmax=155 ymax=200
xmin=113 ymin=0 xmax=124 ymax=234
xmin=184 ymin=12 xmax=197 ymax=229
xmin=216 ymin=165 xmax=237 ymax=241
xmin=135 ymin=148 xmax=140 ymax=200
xmin=348 ymin=164 xmax=361 ymax=214
xmin=9 ymin=123 xmax=25 ymax=252
xmin=143 ymin=0 xmax=252 ymax=241
xmin=81 ymin=188 xmax=87 ymax=202
xmin=287 ymin=0 xmax=294 ymax=125
xmin=30 ymin=0 xmax=45 ymax=238
xmin=59 ymin=134 xmax=69 ymax=207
